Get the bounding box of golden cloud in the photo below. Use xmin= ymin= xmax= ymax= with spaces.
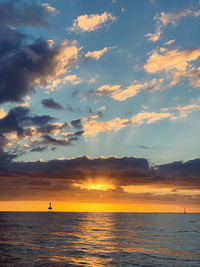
xmin=85 ymin=47 xmax=108 ymax=60
xmin=96 ymin=79 xmax=163 ymax=101
xmin=83 ymin=111 xmax=173 ymax=136
xmin=144 ymin=48 xmax=200 ymax=73
xmin=69 ymin=12 xmax=116 ymax=32
xmin=144 ymin=47 xmax=200 ymax=87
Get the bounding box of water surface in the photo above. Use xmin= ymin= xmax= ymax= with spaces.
xmin=0 ymin=212 xmax=200 ymax=266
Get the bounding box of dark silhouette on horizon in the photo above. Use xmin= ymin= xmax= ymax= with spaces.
xmin=48 ymin=202 xmax=52 ymax=211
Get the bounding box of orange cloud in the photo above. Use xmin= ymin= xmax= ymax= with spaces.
xmin=144 ymin=48 xmax=200 ymax=73
xmin=96 ymin=79 xmax=163 ymax=101
xmin=0 ymin=108 xmax=8 ymax=119
xmin=85 ymin=47 xmax=108 ymax=60
xmin=69 ymin=12 xmax=116 ymax=32
xmin=83 ymin=117 xmax=129 ymax=136
xmin=83 ymin=111 xmax=172 ymax=136
xmin=63 ymin=74 xmax=81 ymax=85
xmin=145 ymin=29 xmax=162 ymax=42
xmin=144 ymin=47 xmax=200 ymax=87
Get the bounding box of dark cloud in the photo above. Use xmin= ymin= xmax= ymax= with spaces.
xmin=0 ymin=150 xmax=16 ymax=170
xmin=30 ymin=146 xmax=47 ymax=153
xmin=37 ymin=123 xmax=68 ymax=134
xmin=42 ymin=135 xmax=70 ymax=146
xmin=0 ymin=107 xmax=55 ymax=136
xmin=68 ymin=130 xmax=84 ymax=142
xmin=158 ymin=158 xmax=200 ymax=177
xmin=0 ymin=155 xmax=199 ymax=202
xmin=0 ymin=0 xmax=56 ymax=28
xmin=42 ymin=130 xmax=83 ymax=146
xmin=71 ymin=118 xmax=83 ymax=130
xmin=42 ymin=98 xmax=64 ymax=110
xmin=0 ymin=29 xmax=77 ymax=104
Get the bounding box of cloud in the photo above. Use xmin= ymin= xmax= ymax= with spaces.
xmin=98 ymin=105 xmax=106 ymax=111
xmin=0 ymin=155 xmax=199 ymax=203
xmin=96 ymin=79 xmax=164 ymax=101
xmin=0 ymin=106 xmax=80 ymax=159
xmin=71 ymin=119 xmax=83 ymax=130
xmin=146 ymin=7 xmax=200 ymax=42
xmin=41 ymin=98 xmax=64 ymax=110
xmin=145 ymin=29 xmax=162 ymax=42
xmin=110 ymin=82 xmax=145 ymax=101
xmin=0 ymin=106 xmax=85 ymax=157
xmin=89 ymin=78 xmax=96 ymax=84
xmin=0 ymin=1 xmax=58 ymax=28
xmin=69 ymin=12 xmax=116 ymax=32
xmin=86 ymin=107 xmax=103 ymax=119
xmin=63 ymin=74 xmax=82 ymax=85
xmin=41 ymin=3 xmax=59 ymax=16
xmin=171 ymin=67 xmax=200 ymax=87
xmin=84 ymin=47 xmax=108 ymax=60
xmin=144 ymin=47 xmax=200 ymax=87
xmin=0 ymin=27 xmax=79 ymax=103
xmin=137 ymin=145 xmax=163 ymax=150
xmin=0 ymin=107 xmax=55 ymax=136
xmin=164 ymin=39 xmax=175 ymax=46
xmin=162 ymin=102 xmax=200 ymax=118
xmin=0 ymin=109 xmax=8 ymax=119
xmin=37 ymin=123 xmax=68 ymax=135
xmin=145 ymin=78 xmax=164 ymax=92
xmin=30 ymin=146 xmax=47 ymax=153
xmin=42 ymin=135 xmax=70 ymax=146
xmin=155 ymin=8 xmax=200 ymax=27
xmin=82 ymin=111 xmax=172 ymax=136
xmin=144 ymin=48 xmax=200 ymax=73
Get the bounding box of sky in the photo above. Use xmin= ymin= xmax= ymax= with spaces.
xmin=0 ymin=0 xmax=200 ymax=212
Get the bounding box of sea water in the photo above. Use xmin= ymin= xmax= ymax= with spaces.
xmin=0 ymin=212 xmax=200 ymax=266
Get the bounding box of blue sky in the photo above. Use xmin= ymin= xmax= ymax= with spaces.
xmin=4 ymin=0 xmax=198 ymax=164
xmin=0 ymin=0 xmax=200 ymax=210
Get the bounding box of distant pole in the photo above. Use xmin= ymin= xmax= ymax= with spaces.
xmin=48 ymin=202 xmax=52 ymax=211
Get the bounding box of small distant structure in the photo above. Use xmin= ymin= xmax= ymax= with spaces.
xmin=184 ymin=207 xmax=186 ymax=214
xmin=48 ymin=202 xmax=52 ymax=211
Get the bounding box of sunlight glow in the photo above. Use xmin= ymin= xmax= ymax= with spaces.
xmin=1 ymin=201 xmax=200 ymax=213
xmin=73 ymin=182 xmax=115 ymax=191
xmin=122 ymin=185 xmax=200 ymax=196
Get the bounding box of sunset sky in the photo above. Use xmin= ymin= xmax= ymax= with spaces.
xmin=0 ymin=0 xmax=200 ymax=212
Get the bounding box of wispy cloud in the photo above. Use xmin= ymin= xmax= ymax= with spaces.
xmin=82 ymin=111 xmax=173 ymax=136
xmin=146 ymin=7 xmax=200 ymax=42
xmin=96 ymin=79 xmax=164 ymax=101
xmin=162 ymin=101 xmax=200 ymax=119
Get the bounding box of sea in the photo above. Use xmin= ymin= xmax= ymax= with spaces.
xmin=0 ymin=212 xmax=200 ymax=266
